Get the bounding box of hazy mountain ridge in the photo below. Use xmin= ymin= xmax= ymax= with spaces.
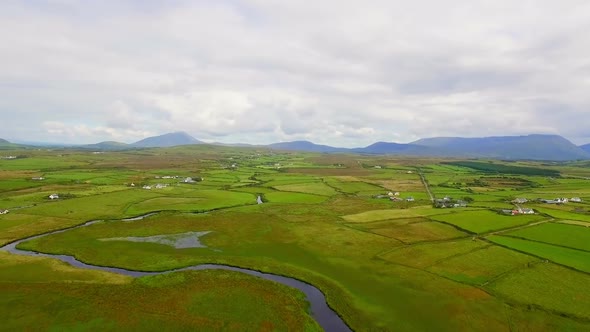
xmin=81 ymin=141 xmax=130 ymax=150
xmin=352 ymin=142 xmax=435 ymax=155
xmin=5 ymin=133 xmax=590 ymax=161
xmin=267 ymin=140 xmax=348 ymax=153
xmin=411 ymin=135 xmax=589 ymax=160
xmin=131 ymin=132 xmax=203 ymax=148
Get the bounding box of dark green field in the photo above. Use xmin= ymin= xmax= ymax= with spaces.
xmin=1 ymin=146 xmax=590 ymax=331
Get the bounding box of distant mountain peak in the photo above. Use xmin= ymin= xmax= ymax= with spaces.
xmin=131 ymin=132 xmax=203 ymax=148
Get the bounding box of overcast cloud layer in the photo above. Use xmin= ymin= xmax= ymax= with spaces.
xmin=1 ymin=0 xmax=590 ymax=146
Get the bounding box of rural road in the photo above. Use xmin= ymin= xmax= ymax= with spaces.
xmin=418 ymin=168 xmax=434 ymax=202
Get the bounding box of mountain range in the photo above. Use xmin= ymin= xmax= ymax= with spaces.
xmin=2 ymin=132 xmax=590 ymax=161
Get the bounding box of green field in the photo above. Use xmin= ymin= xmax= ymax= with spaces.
xmin=505 ymin=222 xmax=590 ymax=252
xmin=1 ymin=146 xmax=589 ymax=331
xmin=488 ymin=235 xmax=590 ymax=273
xmin=430 ymin=210 xmax=545 ymax=234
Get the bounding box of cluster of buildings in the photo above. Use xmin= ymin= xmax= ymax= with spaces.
xmin=513 ymin=197 xmax=583 ymax=205
xmin=540 ymin=197 xmax=582 ymax=204
xmin=375 ymin=192 xmax=415 ymax=202
xmin=143 ymin=184 xmax=169 ymax=190
xmin=434 ymin=197 xmax=468 ymax=208
xmin=501 ymin=207 xmax=535 ymax=216
xmin=1 ymin=155 xmax=17 ymax=160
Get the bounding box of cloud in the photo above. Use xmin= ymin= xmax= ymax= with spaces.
xmin=1 ymin=0 xmax=590 ymax=145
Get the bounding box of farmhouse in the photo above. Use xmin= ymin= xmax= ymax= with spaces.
xmin=155 ymin=184 xmax=168 ymax=189
xmin=31 ymin=177 xmax=45 ymax=181
xmin=521 ymin=208 xmax=535 ymax=214
xmin=570 ymin=197 xmax=582 ymax=202
xmin=0 ymin=209 xmax=9 ymax=214
xmin=49 ymin=194 xmax=59 ymax=200
xmin=142 ymin=185 xmax=152 ymax=190
xmin=406 ymin=197 xmax=415 ymax=202
xmin=512 ymin=198 xmax=528 ymax=204
xmin=454 ymin=200 xmax=468 ymax=208
xmin=183 ymin=177 xmax=196 ymax=183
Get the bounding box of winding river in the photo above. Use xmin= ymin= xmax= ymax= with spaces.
xmin=0 ymin=215 xmax=351 ymax=332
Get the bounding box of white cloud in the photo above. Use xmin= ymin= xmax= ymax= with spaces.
xmin=1 ymin=0 xmax=590 ymax=145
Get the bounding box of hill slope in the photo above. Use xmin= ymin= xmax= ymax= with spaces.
xmin=268 ymin=141 xmax=347 ymax=153
xmin=580 ymin=143 xmax=590 ymax=153
xmin=354 ymin=142 xmax=434 ymax=155
xmin=132 ymin=132 xmax=203 ymax=148
xmin=411 ymin=134 xmax=589 ymax=160
xmin=81 ymin=141 xmax=130 ymax=150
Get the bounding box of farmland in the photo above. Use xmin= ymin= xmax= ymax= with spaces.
xmin=1 ymin=146 xmax=590 ymax=331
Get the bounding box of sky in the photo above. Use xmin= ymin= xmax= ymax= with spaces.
xmin=1 ymin=0 xmax=590 ymax=147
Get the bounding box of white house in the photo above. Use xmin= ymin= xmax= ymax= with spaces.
xmin=49 ymin=194 xmax=59 ymax=200
xmin=183 ymin=177 xmax=195 ymax=183
xmin=512 ymin=198 xmax=528 ymax=204
xmin=406 ymin=197 xmax=415 ymax=202
xmin=155 ymin=184 xmax=167 ymax=189
xmin=142 ymin=185 xmax=152 ymax=190
xmin=521 ymin=208 xmax=535 ymax=214
xmin=31 ymin=177 xmax=45 ymax=181
xmin=0 ymin=209 xmax=9 ymax=214
xmin=570 ymin=197 xmax=582 ymax=202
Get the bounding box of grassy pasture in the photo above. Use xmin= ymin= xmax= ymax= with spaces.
xmin=273 ymin=182 xmax=337 ymax=196
xmin=505 ymin=222 xmax=590 ymax=251
xmin=126 ymin=189 xmax=255 ymax=214
xmin=342 ymin=205 xmax=456 ymax=223
xmin=488 ymin=235 xmax=590 ymax=273
xmin=324 ymin=178 xmax=385 ymax=194
xmin=532 ymin=206 xmax=590 ymax=222
xmin=380 ymin=239 xmax=491 ymax=269
xmin=356 ymin=221 xmax=468 ymax=243
xmin=427 ymin=245 xmax=537 ymax=285
xmin=430 ymin=210 xmax=545 ymax=234
xmin=0 ymin=157 xmax=88 ymax=171
xmin=21 ymin=189 xmax=160 ymax=220
xmin=487 ymin=262 xmax=590 ymax=319
xmin=264 ymin=191 xmax=328 ymax=204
